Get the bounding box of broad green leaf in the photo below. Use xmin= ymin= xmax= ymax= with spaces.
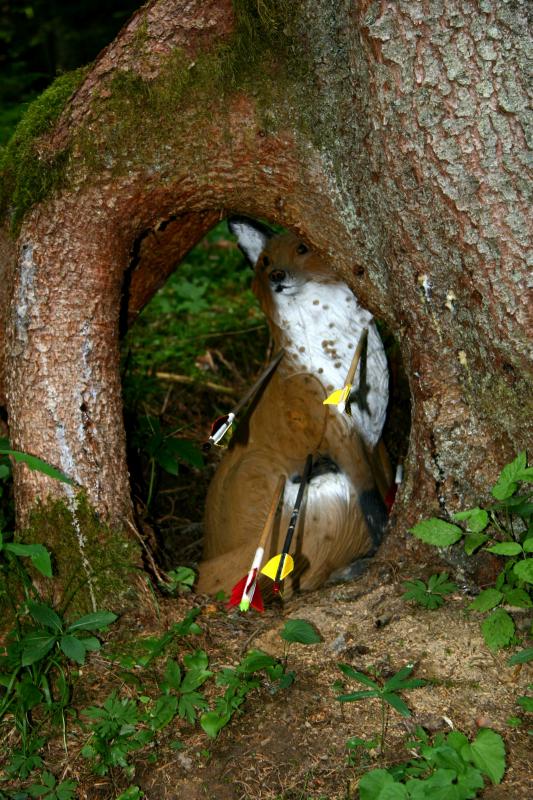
xmin=16 ymin=679 xmax=43 ymax=711
xmin=183 ymin=649 xmax=209 ymax=672
xmin=56 ymin=781 xmax=79 ymax=800
xmin=0 ymin=446 xmax=73 ymax=485
xmin=492 ymin=452 xmax=527 ymax=500
xmin=469 ymin=728 xmax=506 ymax=784
xmin=116 ymin=787 xmax=144 ymax=800
xmin=82 ymin=636 xmax=101 ymax=652
xmin=516 ymin=467 xmax=533 ymax=482
xmin=163 ymin=659 xmax=182 ymax=690
xmin=336 ymin=689 xmax=380 ymax=702
xmin=200 ymin=710 xmax=230 ymax=738
xmin=481 ymin=609 xmax=515 ymax=651
xmin=28 ymin=602 xmax=63 ymax=632
xmin=486 ymin=542 xmax=522 ymax=556
xmin=21 ymin=632 xmax=56 ymax=666
xmin=149 ymin=694 xmax=178 ymax=730
xmin=382 ymin=692 xmax=412 ymax=717
xmin=180 ymin=667 xmax=212 ymax=694
xmin=67 ymin=610 xmax=117 ymax=632
xmin=409 ymin=519 xmax=463 ymax=547
xmin=338 ymin=664 xmax=380 ymax=689
xmin=517 ymin=695 xmax=533 ymax=712
xmin=5 ymin=542 xmax=52 ymax=577
xmin=359 ymin=769 xmax=408 ymax=800
xmin=60 ymin=635 xmax=87 ymax=665
xmin=513 ymin=558 xmax=533 ymax=584
xmin=384 ymin=665 xmax=423 ymax=691
xmin=280 ymin=618 xmax=323 ymax=644
xmin=239 ymin=651 xmax=278 ymax=674
xmin=508 ymin=647 xmax=533 ymax=665
xmin=167 ymin=439 xmax=204 ymax=469
xmin=469 ymin=588 xmax=503 ymax=612
xmin=522 ymin=538 xmax=533 ymax=553
xmin=453 ymin=507 xmax=489 ymax=533
xmin=503 ymin=588 xmax=532 ymax=608
xmin=446 ymin=730 xmax=470 ymax=752
xmin=464 ymin=532 xmax=489 ymax=555
xmin=178 ymin=689 xmax=208 ymax=723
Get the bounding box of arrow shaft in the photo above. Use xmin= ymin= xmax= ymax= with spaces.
xmin=274 ymin=454 xmax=313 ymax=585
xmin=345 ymin=327 xmax=368 ymax=387
xmin=232 ymin=349 xmax=285 ymax=416
xmin=236 ymin=475 xmax=286 ymax=605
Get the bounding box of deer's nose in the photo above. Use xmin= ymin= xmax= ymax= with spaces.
xmin=269 ymin=269 xmax=286 ymax=284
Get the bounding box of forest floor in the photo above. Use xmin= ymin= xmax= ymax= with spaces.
xmin=1 ymin=228 xmax=531 ymax=798
xmin=15 ymin=539 xmax=531 ymax=800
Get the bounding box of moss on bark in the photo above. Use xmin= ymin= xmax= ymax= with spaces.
xmin=0 ymin=68 xmax=87 ymax=233
xmin=18 ymin=495 xmax=141 ymax=615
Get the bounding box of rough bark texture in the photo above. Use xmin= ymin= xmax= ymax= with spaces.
xmin=0 ymin=0 xmax=531 ymax=604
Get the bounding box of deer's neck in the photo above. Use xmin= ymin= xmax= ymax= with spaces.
xmin=267 ymin=280 xmax=388 ymax=447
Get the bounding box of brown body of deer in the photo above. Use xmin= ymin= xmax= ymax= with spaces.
xmin=197 ymin=217 xmax=392 ymax=599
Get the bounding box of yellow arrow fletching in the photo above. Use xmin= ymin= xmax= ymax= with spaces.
xmin=261 ymin=554 xmax=294 ymax=581
xmin=323 ymin=384 xmax=352 ymax=406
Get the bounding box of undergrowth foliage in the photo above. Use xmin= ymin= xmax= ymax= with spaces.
xmin=410 ymin=451 xmax=533 ymax=651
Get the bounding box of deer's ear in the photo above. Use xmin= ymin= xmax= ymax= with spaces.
xmin=228 ymin=216 xmax=274 ymax=267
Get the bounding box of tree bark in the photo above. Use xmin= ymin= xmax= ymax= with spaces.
xmin=0 ymin=0 xmax=531 ymax=605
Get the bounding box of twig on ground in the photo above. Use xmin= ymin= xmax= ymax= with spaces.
xmin=154 ymin=372 xmax=237 ymax=396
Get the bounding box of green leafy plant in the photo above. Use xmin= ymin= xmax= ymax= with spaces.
xmin=336 ymin=664 xmax=425 ymax=756
xmin=161 ymin=566 xmax=195 ymax=594
xmin=116 ymin=788 xmax=144 ymax=800
xmin=130 ymin=416 xmax=203 ymax=507
xmin=402 ymin=573 xmax=458 ymax=610
xmin=0 ymin=441 xmax=115 ymax=781
xmin=409 ymin=451 xmax=533 ymax=650
xmin=0 ymin=438 xmax=73 ymax=486
xmin=25 ymin=771 xmax=77 ymax=800
xmin=278 ymin=618 xmax=322 ymax=674
xmin=358 ymin=726 xmax=506 ymax=799
xmin=200 ymin=649 xmax=282 ymax=738
xmin=81 ymin=692 xmax=147 ymax=778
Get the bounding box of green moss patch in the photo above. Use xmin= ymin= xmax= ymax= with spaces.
xmin=19 ymin=494 xmax=141 ymax=616
xmin=0 ymin=67 xmax=87 ymax=233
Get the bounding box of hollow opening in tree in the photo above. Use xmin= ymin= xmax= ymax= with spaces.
xmin=121 ymin=216 xmax=411 ymax=587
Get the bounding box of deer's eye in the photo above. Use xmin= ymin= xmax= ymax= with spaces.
xmin=296 ymin=243 xmax=308 ymax=255
xmin=269 ymin=270 xmax=286 ymax=283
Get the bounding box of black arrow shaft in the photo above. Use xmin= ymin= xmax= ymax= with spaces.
xmin=274 ymin=453 xmax=313 ymax=585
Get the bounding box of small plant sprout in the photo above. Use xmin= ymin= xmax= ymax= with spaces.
xmin=401 ymin=572 xmax=458 ymax=610
xmin=279 ymin=618 xmax=323 ymax=669
xmin=335 ymin=663 xmax=425 ymax=756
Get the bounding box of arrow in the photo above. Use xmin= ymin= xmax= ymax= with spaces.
xmin=323 ymin=327 xmax=368 ymax=414
xmin=261 ymin=454 xmax=314 ymax=593
xmin=228 ymin=475 xmax=286 ymax=612
xmin=203 ymin=349 xmax=285 ymax=451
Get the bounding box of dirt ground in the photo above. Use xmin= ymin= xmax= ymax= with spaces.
xmin=29 ymin=542 xmax=527 ymax=800
xmin=2 ymin=367 xmax=531 ymax=799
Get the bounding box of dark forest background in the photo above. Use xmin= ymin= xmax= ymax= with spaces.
xmin=0 ymin=0 xmax=139 ymax=145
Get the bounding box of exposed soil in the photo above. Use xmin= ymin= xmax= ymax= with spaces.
xmin=3 ymin=543 xmax=530 ymax=800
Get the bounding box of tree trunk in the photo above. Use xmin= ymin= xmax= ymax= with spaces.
xmin=0 ymin=0 xmax=530 ymax=607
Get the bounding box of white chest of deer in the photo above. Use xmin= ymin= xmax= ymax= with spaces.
xmin=197 ymin=218 xmax=391 ymax=599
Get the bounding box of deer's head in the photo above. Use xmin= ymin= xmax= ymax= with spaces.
xmin=228 ymin=216 xmax=334 ymax=320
